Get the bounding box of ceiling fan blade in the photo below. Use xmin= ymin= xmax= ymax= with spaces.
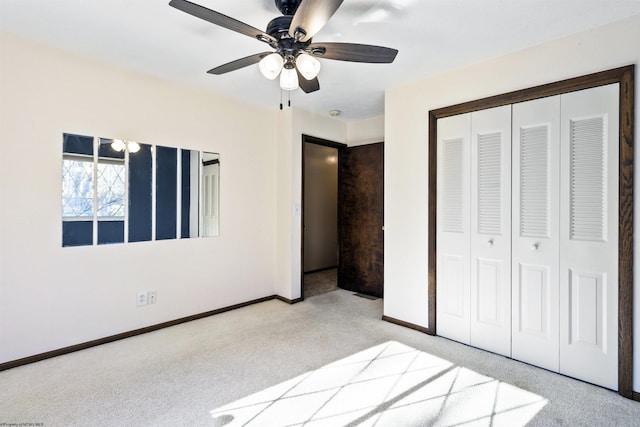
xmin=308 ymin=42 xmax=398 ymax=63
xmin=296 ymin=69 xmax=320 ymax=93
xmin=289 ymin=0 xmax=344 ymax=42
xmin=207 ymin=52 xmax=272 ymax=75
xmin=170 ymin=0 xmax=276 ymax=44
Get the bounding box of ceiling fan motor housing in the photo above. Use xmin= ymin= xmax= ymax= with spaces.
xmin=275 ymin=0 xmax=301 ymax=15
xmin=266 ymin=15 xmax=294 ymax=39
xmin=266 ymin=15 xmax=311 ymax=57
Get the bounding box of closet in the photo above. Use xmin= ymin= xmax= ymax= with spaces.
xmin=436 ymin=84 xmax=619 ymax=390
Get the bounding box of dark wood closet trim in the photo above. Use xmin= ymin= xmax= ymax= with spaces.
xmin=301 ymin=134 xmax=348 ymax=301
xmin=427 ymin=65 xmax=635 ymax=399
xmin=0 ymin=295 xmax=279 ymax=372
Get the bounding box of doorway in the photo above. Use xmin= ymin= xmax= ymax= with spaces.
xmin=302 ymin=138 xmax=341 ymax=298
xmin=301 ymin=135 xmax=385 ymax=300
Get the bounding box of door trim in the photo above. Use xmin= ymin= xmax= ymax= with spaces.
xmin=301 ymin=135 xmax=347 ymax=301
xmin=428 ymin=65 xmax=635 ymax=398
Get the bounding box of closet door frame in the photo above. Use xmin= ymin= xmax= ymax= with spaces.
xmin=427 ymin=65 xmax=635 ymax=398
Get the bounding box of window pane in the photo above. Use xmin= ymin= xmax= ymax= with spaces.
xmin=156 ymin=146 xmax=177 ymax=240
xmin=62 ymin=158 xmax=94 ymax=217
xmin=63 ymin=133 xmax=93 ymax=156
xmin=129 ymin=143 xmax=153 ymax=242
xmin=97 ymin=161 xmax=125 ymax=217
xmin=98 ymin=138 xmax=125 ymax=160
xmin=62 ymin=221 xmax=93 ymax=247
xmin=98 ymin=220 xmax=124 ymax=244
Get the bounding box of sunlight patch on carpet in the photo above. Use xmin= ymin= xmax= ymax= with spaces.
xmin=210 ymin=341 xmax=547 ymax=426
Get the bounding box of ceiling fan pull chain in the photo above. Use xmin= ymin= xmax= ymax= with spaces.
xmin=288 ymin=90 xmax=291 ymax=107
xmin=280 ymin=88 xmax=283 ymax=110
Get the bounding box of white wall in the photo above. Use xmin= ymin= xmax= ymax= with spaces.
xmin=303 ymin=143 xmax=339 ymax=272
xmin=0 ymin=32 xmax=278 ymax=363
xmin=347 ymin=115 xmax=384 ymax=146
xmin=384 ymin=14 xmax=640 ymax=392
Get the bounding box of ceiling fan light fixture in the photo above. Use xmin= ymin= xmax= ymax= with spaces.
xmin=296 ymin=52 xmax=321 ymax=80
xmin=127 ymin=141 xmax=141 ymax=153
xmin=259 ymin=53 xmax=284 ymax=80
xmin=280 ymin=66 xmax=299 ymax=91
xmin=170 ymin=0 xmax=398 ymax=97
xmin=111 ymin=139 xmax=140 ymax=153
xmin=111 ymin=139 xmax=126 ymax=152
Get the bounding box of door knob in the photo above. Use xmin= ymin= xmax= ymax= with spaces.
xmin=487 ymin=239 xmax=494 ymax=247
xmin=531 ymin=243 xmax=540 ymax=251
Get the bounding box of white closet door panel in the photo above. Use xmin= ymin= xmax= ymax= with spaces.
xmin=569 ymin=269 xmax=606 ymax=347
xmin=511 ymin=96 xmax=560 ymax=372
xmin=202 ymin=163 xmax=220 ymax=237
xmin=476 ymin=258 xmax=503 ymax=323
xmin=559 ymin=84 xmax=619 ymax=390
xmin=437 ymin=113 xmax=472 ymax=344
xmin=470 ymin=105 xmax=512 ymax=356
xmin=518 ymin=264 xmax=550 ymax=333
xmin=441 ymin=255 xmax=466 ymax=316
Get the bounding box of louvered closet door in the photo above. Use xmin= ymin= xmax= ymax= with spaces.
xmin=559 ymin=84 xmax=619 ymax=390
xmin=436 ymin=113 xmax=472 ymax=345
xmin=469 ymin=106 xmax=512 ymax=357
xmin=511 ymin=96 xmax=560 ymax=371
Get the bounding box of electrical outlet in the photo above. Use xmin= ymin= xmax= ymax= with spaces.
xmin=136 ymin=291 xmax=148 ymax=307
xmin=148 ymin=291 xmax=157 ymax=304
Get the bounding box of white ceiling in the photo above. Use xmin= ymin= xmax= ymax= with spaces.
xmin=1 ymin=0 xmax=639 ymax=121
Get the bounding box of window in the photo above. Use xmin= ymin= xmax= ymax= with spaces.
xmin=62 ymin=156 xmax=94 ymax=218
xmin=61 ymin=133 xmax=220 ymax=247
xmin=96 ymin=159 xmax=126 ymax=218
xmin=62 ymin=134 xmax=127 ymax=246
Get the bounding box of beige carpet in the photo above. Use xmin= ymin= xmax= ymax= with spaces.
xmin=1 ymin=289 xmax=639 ymax=426
xmin=304 ymin=268 xmax=338 ymax=298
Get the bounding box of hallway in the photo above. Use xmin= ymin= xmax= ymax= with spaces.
xmin=303 ymin=268 xmax=338 ymax=298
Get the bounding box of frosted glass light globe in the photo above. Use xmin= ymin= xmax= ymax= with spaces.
xmin=111 ymin=139 xmax=125 ymax=152
xmin=127 ymin=142 xmax=141 ymax=153
xmin=280 ymin=67 xmax=299 ymax=91
xmin=296 ymin=53 xmax=321 ymax=80
xmin=259 ymin=53 xmax=284 ymax=80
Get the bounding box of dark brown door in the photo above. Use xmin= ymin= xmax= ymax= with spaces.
xmin=338 ymin=142 xmax=384 ymax=297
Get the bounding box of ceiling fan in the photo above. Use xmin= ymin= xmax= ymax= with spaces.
xmin=169 ymin=0 xmax=398 ymax=94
